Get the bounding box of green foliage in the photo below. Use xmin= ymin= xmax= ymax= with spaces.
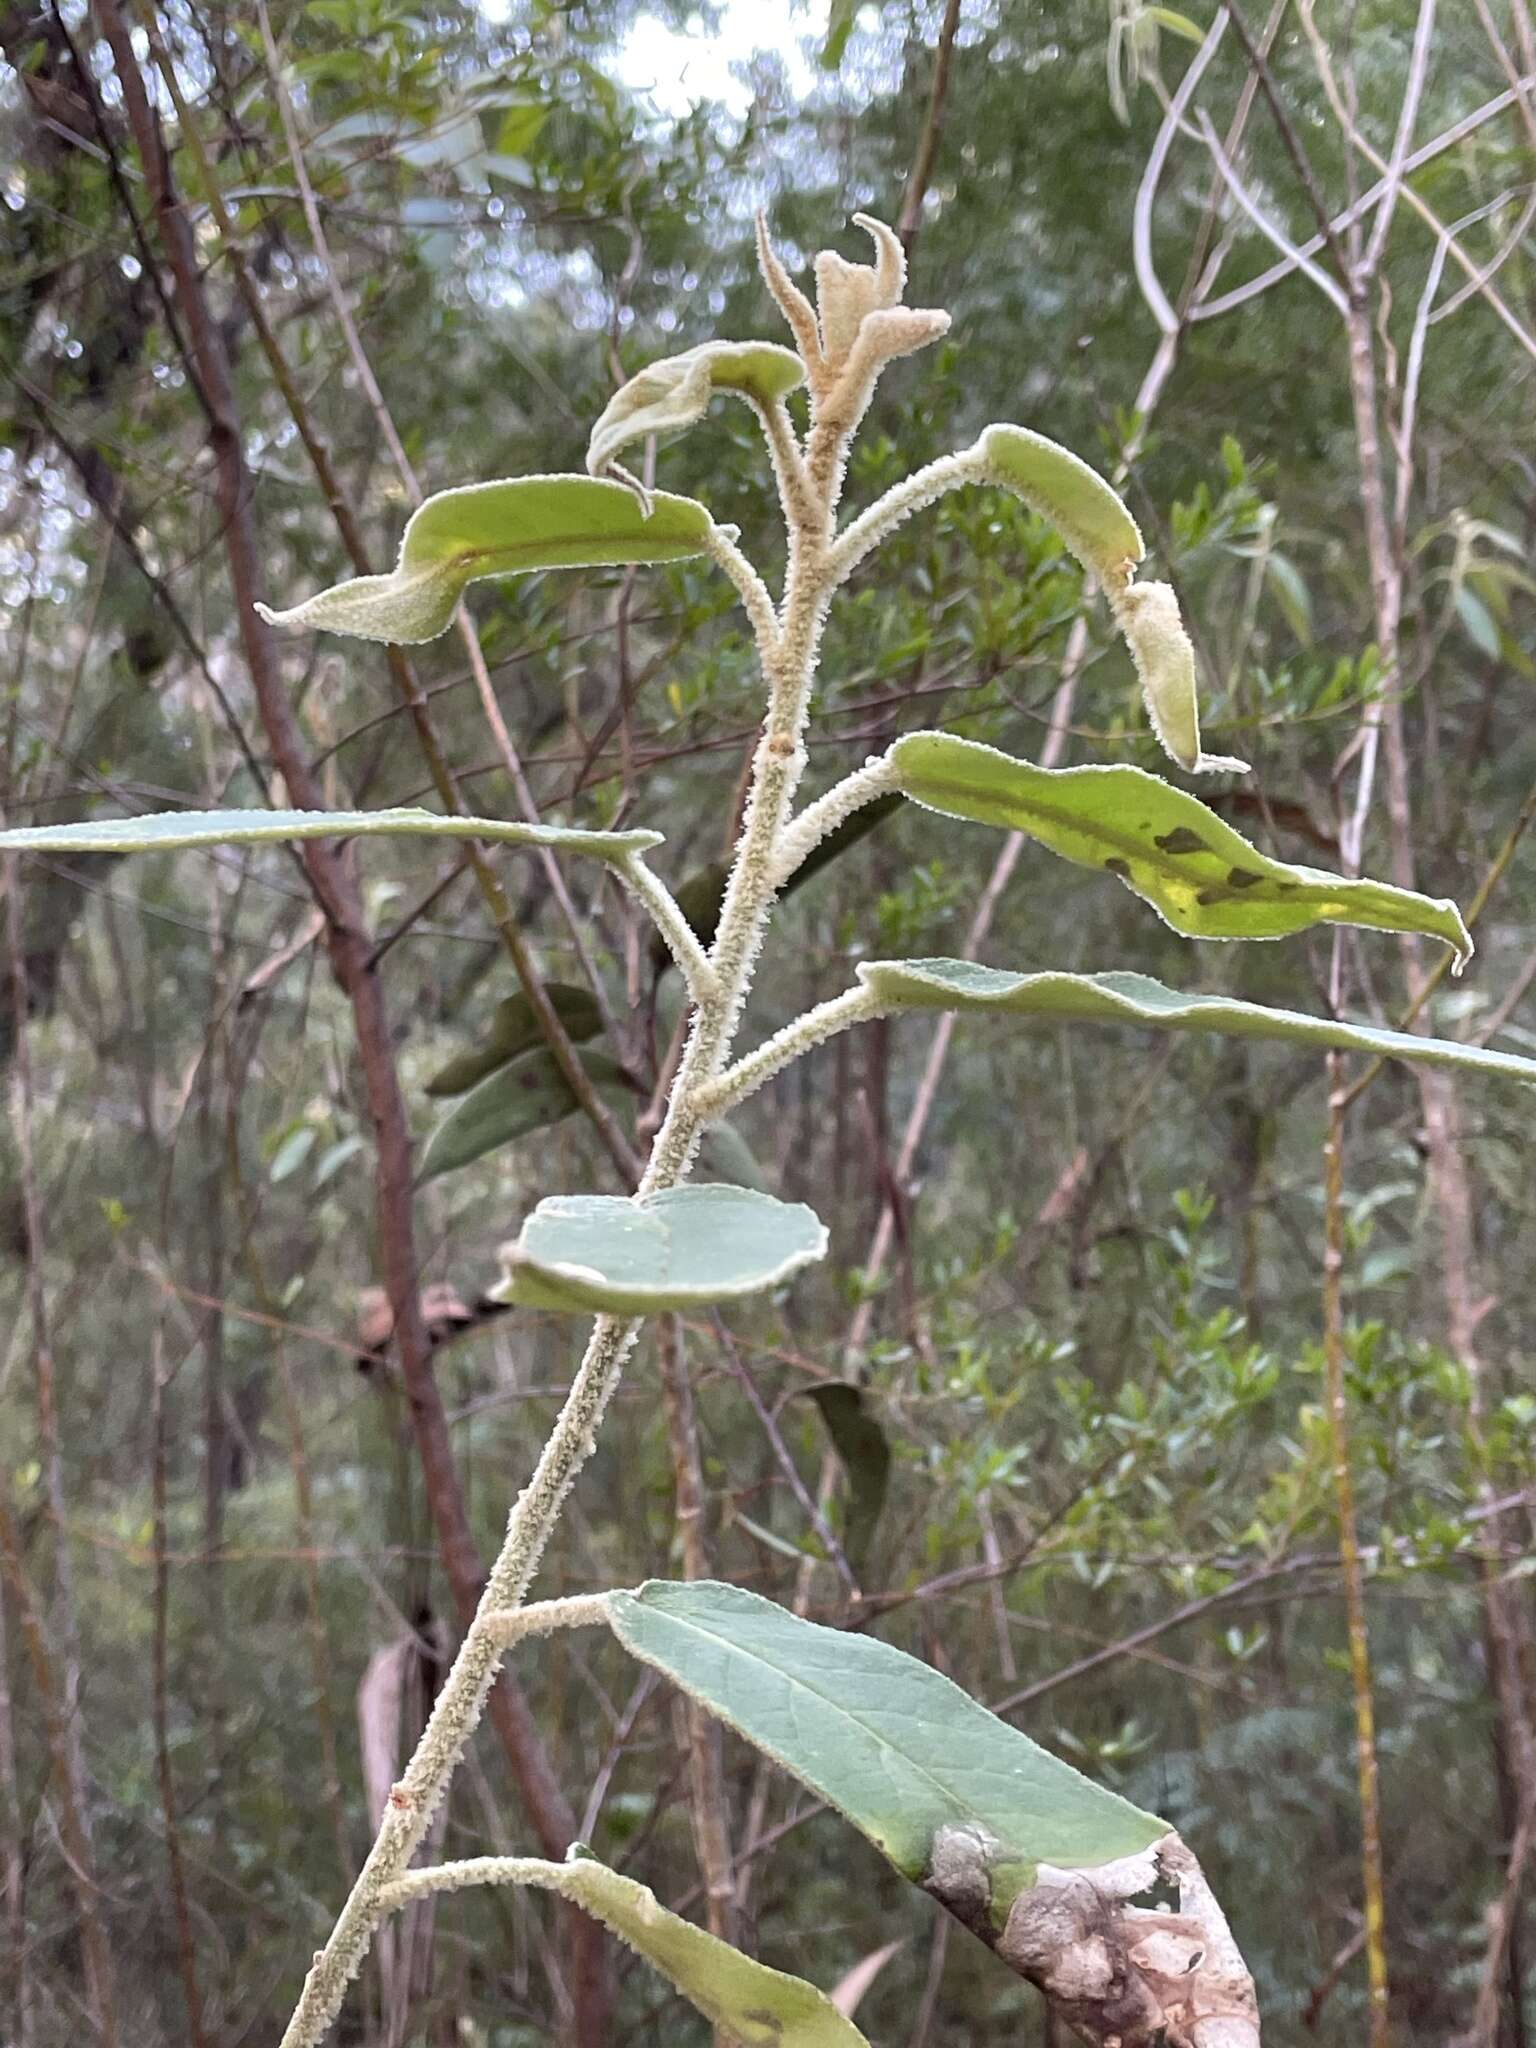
xmin=606 ymin=1580 xmax=1167 ymax=1902
xmin=858 ymin=959 xmax=1536 ymax=1089
xmin=492 ymin=1187 xmax=830 ymax=1313
xmin=256 ymin=477 xmax=717 ymax=642
xmin=888 ymin=733 xmax=1473 ymax=960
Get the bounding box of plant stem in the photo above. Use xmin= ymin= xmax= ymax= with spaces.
xmin=277 ymin=383 xmax=845 ymax=2048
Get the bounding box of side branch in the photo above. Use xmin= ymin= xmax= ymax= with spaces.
xmin=693 ymin=986 xmax=885 ymax=1121
xmin=704 ymin=525 xmax=781 ymax=655
xmin=772 ymin=754 xmax=899 ymax=885
xmin=617 ymin=857 xmax=721 ymax=1000
xmin=827 ymin=452 xmax=973 ymax=585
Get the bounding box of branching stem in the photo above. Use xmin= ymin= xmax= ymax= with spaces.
xmin=279 ymin=310 xmax=850 ymax=2048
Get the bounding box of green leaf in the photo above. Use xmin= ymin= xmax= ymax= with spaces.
xmin=550 ymin=1850 xmax=871 ymax=2048
xmin=962 ymin=424 xmax=1144 ymax=586
xmin=493 ymin=1186 xmax=828 ymax=1314
xmin=1144 ymin=5 xmax=1206 ymax=42
xmin=857 ymin=959 xmax=1536 ymax=1089
xmin=888 ymin=734 xmax=1472 ymax=966
xmin=587 ymin=342 xmax=804 ymax=486
xmin=607 ymin=1580 xmax=1165 ymax=1915
xmin=424 ymin=984 xmax=603 ymax=1097
xmin=256 ymin=476 xmax=716 ymax=643
xmin=820 ymin=0 xmax=859 ymax=68
xmin=419 ymin=1045 xmax=628 ymax=1183
xmin=0 ymin=806 xmax=660 ymax=864
xmin=797 ymin=1384 xmax=890 ymax=1574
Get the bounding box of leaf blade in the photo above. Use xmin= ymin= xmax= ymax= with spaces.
xmin=857 ymin=958 xmax=1536 ymax=1087
xmin=587 ymin=341 xmax=804 ymax=483
xmin=888 ymin=733 xmax=1472 ymax=964
xmin=493 ymin=1186 xmax=828 ymax=1314
xmin=555 ymin=1851 xmax=871 ymax=2048
xmin=963 ymin=423 xmax=1143 ymax=585
xmin=607 ymin=1580 xmax=1166 ymax=1910
xmin=257 ymin=475 xmax=716 ymax=642
xmin=419 ymin=1044 xmax=628 ymax=1182
xmin=0 ymin=806 xmax=660 ymax=863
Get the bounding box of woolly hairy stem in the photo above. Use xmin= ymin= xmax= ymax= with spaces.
xmin=380 ymin=1858 xmax=568 ymax=1913
xmin=773 ymin=755 xmax=899 ymax=885
xmin=694 ymin=988 xmax=885 ymax=1121
xmin=827 ymin=451 xmax=974 ymax=585
xmin=279 ymin=339 xmax=844 ymax=2048
xmin=616 ymin=856 xmax=720 ymax=1000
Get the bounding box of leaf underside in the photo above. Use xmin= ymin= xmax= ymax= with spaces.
xmin=587 ymin=340 xmax=804 ymax=481
xmin=0 ymin=806 xmax=661 ymax=863
xmin=493 ymin=1185 xmax=828 ymax=1314
xmin=257 ymin=475 xmax=715 ymax=642
xmin=556 ymin=1851 xmax=871 ymax=2048
xmin=606 ymin=1580 xmax=1166 ymax=1914
xmin=889 ymin=733 xmax=1472 ymax=964
xmin=860 ymin=959 xmax=1536 ymax=1088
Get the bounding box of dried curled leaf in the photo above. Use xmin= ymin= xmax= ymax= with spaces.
xmin=1113 ymin=581 xmax=1248 ymax=776
xmin=257 ymin=476 xmax=715 ymax=643
xmin=586 ymin=341 xmax=805 ymax=488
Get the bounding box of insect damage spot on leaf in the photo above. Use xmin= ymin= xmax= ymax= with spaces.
xmin=1153 ymin=828 xmax=1209 ymax=856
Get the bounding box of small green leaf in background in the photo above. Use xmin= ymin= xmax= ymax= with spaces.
xmin=857 ymin=959 xmax=1536 ymax=1089
xmin=494 ymin=1186 xmax=828 ymax=1314
xmin=552 ymin=1850 xmax=871 ymax=2047
xmin=425 ymin=984 xmax=603 ymax=1097
xmin=888 ymin=734 xmax=1473 ymax=965
xmin=419 ymin=1045 xmax=629 ymax=1182
xmin=820 ymin=0 xmax=860 ymax=68
xmin=606 ymin=1579 xmax=1166 ymax=1917
xmin=256 ymin=476 xmax=716 ymax=643
xmin=587 ymin=342 xmax=805 ymax=486
xmin=962 ymin=423 xmax=1144 ymax=586
xmin=798 ymin=1384 xmax=891 ymax=1576
xmin=0 ymin=805 xmax=662 ymax=865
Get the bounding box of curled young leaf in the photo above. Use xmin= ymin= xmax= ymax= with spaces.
xmin=814 ymin=213 xmax=905 ymax=364
xmin=857 ymin=960 xmax=1536 ymax=1089
xmin=493 ymin=1185 xmax=828 ymax=1314
xmin=961 ymin=423 xmax=1144 ymax=589
xmin=256 ymin=476 xmax=716 ymax=643
xmin=1112 ymin=580 xmax=1248 ymax=775
xmin=586 ymin=341 xmax=804 ymax=489
xmin=888 ymin=733 xmax=1473 ymax=966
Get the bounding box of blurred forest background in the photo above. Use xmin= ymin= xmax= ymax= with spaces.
xmin=3 ymin=1 xmax=1535 ymax=2043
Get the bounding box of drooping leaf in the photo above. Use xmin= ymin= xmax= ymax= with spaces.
xmin=798 ymin=1384 xmax=890 ymax=1575
xmin=888 ymin=734 xmax=1472 ymax=965
xmin=1112 ymin=580 xmax=1248 ymax=775
xmin=256 ymin=477 xmax=716 ymax=643
xmin=424 ymin=985 xmax=604 ymax=1097
xmin=0 ymin=806 xmax=661 ymax=864
xmin=493 ymin=1186 xmax=827 ymax=1315
xmin=587 ymin=342 xmax=804 ymax=485
xmin=547 ymin=1850 xmax=872 ymax=2047
xmin=607 ymin=1580 xmax=1165 ymax=1915
xmin=962 ymin=424 xmax=1144 ymax=585
xmin=857 ymin=959 xmax=1536 ymax=1088
xmin=419 ymin=1045 xmax=629 ymax=1183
